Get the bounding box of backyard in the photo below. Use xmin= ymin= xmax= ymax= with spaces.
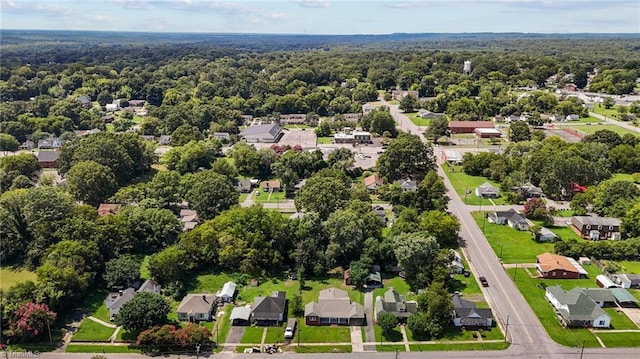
xmin=443 ymin=165 xmax=507 ymax=206
xmin=0 ymin=266 xmax=37 ymax=290
xmin=407 ymin=113 xmax=431 ymax=126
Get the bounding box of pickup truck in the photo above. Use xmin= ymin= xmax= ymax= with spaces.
xmin=284 ymin=318 xmax=297 ymax=339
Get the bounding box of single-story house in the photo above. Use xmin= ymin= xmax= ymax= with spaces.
xmin=362 ymin=103 xmax=375 ymax=115
xmin=487 ymin=209 xmax=528 ymax=231
xmin=452 ymin=294 xmax=493 ymax=327
xmin=235 ymin=179 xmax=252 ymax=193
xmin=262 ymin=179 xmax=281 ymax=192
xmin=230 ymin=306 xmax=252 ymax=326
xmin=136 ymin=279 xmax=162 ymax=294
xmin=611 ymin=274 xmax=640 ymax=289
xmin=448 ymin=121 xmax=495 ymax=134
xmin=19 ymin=140 xmax=35 ymax=150
xmin=374 ymin=288 xmax=417 ymax=323
xmin=219 ymin=281 xmax=237 ymax=303
xmin=364 ymin=174 xmax=383 ymax=193
xmin=128 ymin=99 xmax=147 ymax=107
xmin=596 ymin=275 xmax=621 ymax=289
xmin=37 ymin=137 xmax=63 ymax=149
xmin=106 ymin=103 xmax=119 ymax=112
xmin=97 ymin=203 xmax=121 ymax=216
xmin=395 ymin=178 xmax=417 ymax=192
xmin=159 ymin=135 xmax=171 ymax=145
xmin=537 ymin=227 xmax=558 ymax=242
xmin=77 ymin=95 xmax=92 ymax=108
xmin=344 ymin=270 xmax=382 ymax=288
xmin=536 ymin=253 xmax=581 ymax=279
xmin=251 ymin=291 xmax=287 ymax=325
xmin=442 ymin=150 xmax=463 ymax=165
xmin=177 ymin=294 xmax=219 ymax=322
xmin=475 ymin=182 xmax=500 ymax=198
xmin=417 ymin=109 xmax=445 ymax=119
xmin=240 ymin=124 xmax=283 ymax=143
xmin=517 ymin=182 xmax=544 ymax=198
xmin=106 ymin=279 xmax=161 ymax=320
xmin=545 ymin=286 xmax=611 ymax=328
xmin=37 ymin=151 xmax=59 ymax=168
xmin=474 ymin=128 xmax=502 ymax=138
xmin=342 ymin=113 xmax=361 ymax=122
xmin=305 ymin=287 xmax=365 ymax=326
xmin=571 ymin=216 xmax=622 ymax=240
xmin=213 ymin=132 xmax=231 ymax=142
xmin=581 ymin=288 xmax=617 ymax=307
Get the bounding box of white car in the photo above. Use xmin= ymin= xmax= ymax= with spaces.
xmin=284 ymin=327 xmax=294 ymax=339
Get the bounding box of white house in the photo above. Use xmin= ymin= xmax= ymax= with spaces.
xmin=219 ymin=281 xmax=237 ymax=303
xmin=545 ymin=286 xmax=611 ymax=328
xmin=106 ymin=103 xmax=119 ymax=112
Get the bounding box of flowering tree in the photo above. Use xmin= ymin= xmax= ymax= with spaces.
xmin=137 ymin=323 xmax=212 ymax=353
xmin=7 ymin=302 xmax=56 ymax=341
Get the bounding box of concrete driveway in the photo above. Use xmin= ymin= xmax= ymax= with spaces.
xmin=619 ymin=307 xmax=640 ymax=329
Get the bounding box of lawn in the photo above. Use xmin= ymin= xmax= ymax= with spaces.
xmin=611 ymin=173 xmax=637 ymax=183
xmin=297 ymin=320 xmax=351 ymax=343
xmin=373 ymin=276 xmax=411 ymax=300
xmin=265 ymin=326 xmax=285 ymax=344
xmin=472 ymin=212 xmax=554 ymax=264
xmin=317 ymin=136 xmax=333 ymax=144
xmin=239 ymin=192 xmax=249 ymax=202
xmin=407 ymin=113 xmax=431 ymax=126
xmin=506 ymin=267 xmax=603 ymax=348
xmin=374 ymin=325 xmax=403 ymax=342
xmin=66 ymin=344 xmax=141 ymax=353
xmin=619 ymin=261 xmax=640 ymax=274
xmin=592 ymin=104 xmax=621 ymax=118
xmin=405 ymin=324 xmax=503 ymax=342
xmin=140 ymin=255 xmax=151 ymax=280
xmin=409 ymin=342 xmax=509 ymax=351
xmin=603 ymin=307 xmax=638 ymax=330
xmin=575 ymin=116 xmax=603 ymax=123
xmin=294 ymin=345 xmax=352 ymax=353
xmin=72 ymin=319 xmax=116 ymax=342
xmin=241 ymin=326 xmax=265 ymax=344
xmin=214 ymin=304 xmax=233 ymax=346
xmin=377 ymin=344 xmax=406 ymax=352
xmin=91 ymin=303 xmax=110 ymax=323
xmin=0 ymin=266 xmax=37 ymax=290
xmin=563 ymin=124 xmax=639 ymax=137
xmin=443 ymin=165 xmax=507 ymax=205
xmin=595 ymin=332 xmax=640 ymax=347
xmin=553 ymin=209 xmax=575 ymax=218
xmin=253 ymin=190 xmax=287 ymax=203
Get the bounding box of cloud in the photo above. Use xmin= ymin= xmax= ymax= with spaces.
xmin=294 ymin=0 xmax=331 ymax=8
xmin=383 ymin=1 xmax=434 ymax=9
xmin=0 ymin=0 xmax=79 ymax=16
xmin=112 ymin=0 xmax=155 ymax=10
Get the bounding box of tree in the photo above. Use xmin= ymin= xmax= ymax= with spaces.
xmin=146 ymin=170 xmax=182 ymax=206
xmin=116 ymin=206 xmax=182 ymax=254
xmin=228 ymin=142 xmax=261 ymax=177
xmin=419 ymin=211 xmax=460 ymax=248
xmin=0 ymin=133 xmax=20 ymax=152
xmin=377 ymin=133 xmax=434 ymax=182
xmin=347 ymin=257 xmax=373 ymax=289
xmin=584 ymin=129 xmax=623 ymax=149
xmin=211 ymin=158 xmax=238 ymax=179
xmin=66 ymin=161 xmax=118 ymax=206
xmin=424 ymin=117 xmax=449 ymax=143
xmin=324 ymin=204 xmax=382 ymax=268
xmin=295 ymin=171 xmax=350 ymax=220
xmin=291 ymin=293 xmax=304 ymax=317
xmin=508 ymin=121 xmax=531 ymax=142
xmin=164 ymin=140 xmax=220 ymax=174
xmin=363 ymin=109 xmax=397 ymax=137
xmin=392 ymin=232 xmax=441 ymax=291
xmin=399 ymin=95 xmax=417 ymax=113
xmin=181 ymin=170 xmax=238 ymax=220
xmin=6 ymin=302 xmax=56 ymax=342
xmin=315 ymin=121 xmax=331 ymax=137
xmin=377 ymin=312 xmax=397 ymax=338
xmin=407 ymin=312 xmax=441 ymax=339
xmin=116 ymin=292 xmax=170 ymax=333
xmin=421 ymin=281 xmax=453 ymax=326
xmin=602 ymin=97 xmax=615 ymax=109
xmin=622 ymin=202 xmax=640 ymax=238
xmin=103 ymin=255 xmax=141 ymax=289
xmin=523 ymin=198 xmax=553 ymax=225
xmin=148 ymin=245 xmax=190 ymax=285
xmin=592 ymin=179 xmax=639 ymax=218
xmin=170 ymin=124 xmax=204 ymax=146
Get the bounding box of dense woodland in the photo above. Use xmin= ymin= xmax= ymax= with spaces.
xmin=1 ymin=31 xmax=640 ymax=346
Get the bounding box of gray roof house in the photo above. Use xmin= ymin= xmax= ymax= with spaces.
xmin=230 ymin=306 xmax=252 ymax=326
xmin=305 ymin=288 xmax=365 ymax=326
xmin=395 ymin=178 xmax=418 ymax=192
xmin=452 ymin=294 xmax=493 ymax=327
xmin=106 ymin=288 xmax=136 ymax=320
xmin=518 ymin=182 xmax=544 ymax=198
xmin=137 ymin=279 xmax=162 ymax=294
xmin=475 ymin=182 xmax=500 ymax=198
xmin=544 ymin=286 xmax=610 ymax=328
xmin=77 ymin=95 xmax=92 ymax=108
xmin=177 ymin=294 xmax=219 ymax=322
xmin=251 ymin=291 xmax=287 ymax=325
xmin=487 ymin=209 xmax=529 ymax=231
xmin=417 ymin=109 xmax=446 ymax=119
xmin=240 ymin=124 xmax=283 ymax=143
xmin=374 ymin=288 xmax=418 ymax=322
xmin=611 ymin=274 xmax=640 ymax=289
xmin=218 ymin=281 xmax=237 ymax=303
xmin=213 ymin=132 xmax=231 ymax=142
xmin=159 ymin=135 xmax=171 ymax=145
xmin=235 ymin=179 xmax=252 ymax=193
xmin=537 ymin=227 xmax=559 ymax=242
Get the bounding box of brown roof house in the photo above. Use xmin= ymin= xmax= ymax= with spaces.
xmin=305 ymin=288 xmax=365 ymax=326
xmin=536 ymin=253 xmax=587 ymax=279
xmin=177 ymin=294 xmax=219 ymax=322
xmin=571 ymin=216 xmax=622 ymax=240
xmin=37 ymin=151 xmax=59 ymax=168
xmin=364 ymin=174 xmax=383 ymax=193
xmin=262 ymin=179 xmax=282 ymax=192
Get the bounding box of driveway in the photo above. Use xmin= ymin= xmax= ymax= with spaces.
xmin=619 ymin=307 xmax=640 ymax=329
xmin=363 ymin=290 xmax=376 ymax=351
xmin=221 ymin=326 xmax=246 ymax=352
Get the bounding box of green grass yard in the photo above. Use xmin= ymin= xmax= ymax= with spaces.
xmin=66 ymin=344 xmax=140 ymax=353
xmin=316 ymin=136 xmax=332 ymax=144
xmin=604 ymin=307 xmax=638 ymax=330
xmin=407 ymin=113 xmax=431 ymax=126
xmin=297 ymin=321 xmax=351 ymax=343
xmin=409 ymin=342 xmax=509 ymax=351
xmin=373 ymin=276 xmax=411 ymax=300
xmin=619 ymin=261 xmax=640 ymax=274
xmin=241 ymin=326 xmax=265 ymax=344
xmin=265 ymin=326 xmax=285 ymax=343
xmin=253 ymin=190 xmax=287 ymax=203
xmin=0 ymin=266 xmax=37 ymax=290
xmin=374 ymin=325 xmax=403 ymax=342
xmin=71 ymin=319 xmax=116 ymax=342
xmin=574 ymin=116 xmax=603 ymax=123
xmin=214 ymin=304 xmax=233 ymax=346
xmin=405 ymin=324 xmax=503 ymax=342
xmin=562 ymin=124 xmax=639 ymax=137
xmin=294 ymin=345 xmax=352 ymax=353
xmin=443 ymin=165 xmax=506 ymax=205
xmin=595 ymin=332 xmax=640 ymax=347
xmin=377 ymin=344 xmax=407 ymax=352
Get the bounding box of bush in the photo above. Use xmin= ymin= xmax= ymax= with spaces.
xmin=137 ymin=323 xmax=213 ymax=353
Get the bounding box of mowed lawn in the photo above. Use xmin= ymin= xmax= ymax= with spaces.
xmin=563 ymin=124 xmax=639 ymax=137
xmin=0 ymin=267 xmax=37 ymax=290
xmin=443 ymin=165 xmax=506 ymax=205
xmin=472 ymin=212 xmax=554 ymax=264
xmin=407 ymin=113 xmax=431 ymax=126
xmin=253 ymin=190 xmax=287 ymax=203
xmin=619 ymin=261 xmax=640 ymax=274
xmin=595 ymin=332 xmax=640 ymax=347
xmin=71 ymin=319 xmax=115 ymax=342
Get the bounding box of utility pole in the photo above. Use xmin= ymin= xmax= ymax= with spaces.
xmin=395 ymin=348 xmax=399 ymax=359
xmin=499 ymin=244 xmax=503 ymax=260
xmin=504 ymin=314 xmax=510 ymax=343
xmin=513 ymin=264 xmax=518 ymax=282
xmin=579 ymin=340 xmax=585 ymax=359
xmin=297 ymin=328 xmax=301 ymax=347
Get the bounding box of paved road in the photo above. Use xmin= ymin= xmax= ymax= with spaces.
xmin=589 ymin=112 xmax=640 ymax=134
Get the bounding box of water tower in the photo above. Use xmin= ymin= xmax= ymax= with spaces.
xmin=463 ymin=60 xmax=472 ymax=75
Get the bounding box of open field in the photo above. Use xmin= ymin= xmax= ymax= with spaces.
xmin=561 ymin=124 xmax=639 ymax=137
xmin=592 ymin=104 xmax=622 ymax=118
xmin=407 ymin=113 xmax=431 ymax=126
xmin=0 ymin=267 xmax=37 ymax=290
xmin=506 ymin=267 xmax=608 ymax=348
xmin=570 ymin=116 xmax=603 ymax=123
xmin=72 ymin=319 xmax=115 ymax=342
xmin=443 ymin=165 xmax=506 ymax=205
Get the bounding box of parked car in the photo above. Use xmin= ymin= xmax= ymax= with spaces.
xmin=284 ymin=318 xmax=297 ymax=339
xmin=479 ymin=276 xmax=489 ymax=287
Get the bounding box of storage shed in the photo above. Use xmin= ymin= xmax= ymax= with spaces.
xmin=219 ymin=281 xmax=237 ymax=303
xmin=596 ymin=275 xmax=621 ymax=289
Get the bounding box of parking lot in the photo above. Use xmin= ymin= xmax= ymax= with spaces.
xmin=278 ymin=128 xmax=318 ymax=148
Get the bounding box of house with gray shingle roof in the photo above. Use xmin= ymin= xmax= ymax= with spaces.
xmin=240 ymin=124 xmax=283 ymax=143
xmin=305 ymin=288 xmax=365 ymax=326
xmin=374 ymin=287 xmax=417 ymax=323
xmin=545 ymin=286 xmax=611 ymax=328
xmin=177 ymin=294 xmax=219 ymax=322
xmin=452 ymin=294 xmax=493 ymax=327
xmin=475 ymin=182 xmax=500 ymax=198
xmin=251 ymin=291 xmax=286 ymax=325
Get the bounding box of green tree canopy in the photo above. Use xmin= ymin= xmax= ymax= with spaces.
xmin=181 ymin=170 xmax=238 ymax=220
xmin=66 ymin=160 xmax=118 ymax=206
xmin=115 ymin=292 xmax=170 ymax=333
xmin=377 ymin=133 xmax=434 ymax=182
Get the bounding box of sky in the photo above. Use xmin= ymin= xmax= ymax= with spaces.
xmin=0 ymin=0 xmax=639 ymax=34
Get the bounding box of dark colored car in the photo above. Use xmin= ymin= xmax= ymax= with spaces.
xmin=479 ymin=276 xmax=489 ymax=287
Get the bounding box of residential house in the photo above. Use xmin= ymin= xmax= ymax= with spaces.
xmin=449 ymin=249 xmax=464 ymax=274
xmin=475 ymin=182 xmax=500 ymax=198
xmin=262 ymin=179 xmax=281 ymax=192
xmin=595 ymin=275 xmax=621 ymax=289
xmin=251 ymin=291 xmax=287 ymax=325
xmin=544 ymin=286 xmax=611 ymax=328
xmin=97 ymin=203 xmax=121 ymax=216
xmin=344 ymin=270 xmax=382 ymax=289
xmin=241 ymin=115 xmax=253 ymax=124
xmin=240 ymin=124 xmax=283 ymax=143
xmin=395 ymin=178 xmax=417 ymax=192
xmin=102 ymin=114 xmax=115 ymax=122
xmin=342 ymin=113 xmax=362 ymax=122
xmin=567 ymin=114 xmax=580 ymax=121
xmin=581 ymin=288 xmax=617 ymax=307
xmin=536 ymin=253 xmax=582 ymax=279
xmin=159 ymin=135 xmax=171 ymax=145
xmin=37 ymin=137 xmax=63 ymax=149
xmin=37 ymin=151 xmax=59 ymax=168
xmin=448 ymin=121 xmax=495 ymax=134
xmin=106 ymin=103 xmax=119 ymax=112
xmin=537 ymin=227 xmax=559 ymax=242
xmin=128 ymin=100 xmax=146 ymax=107
xmin=235 ymin=179 xmax=252 ymax=193
xmin=610 ymin=288 xmax=640 ymax=307
xmin=218 ymin=281 xmax=237 ymax=303
xmin=213 ymin=132 xmax=231 ymax=142
xmin=372 ymin=205 xmax=386 ymax=224
xmin=77 ymin=95 xmax=92 ymax=108
xmin=230 ymin=306 xmax=252 ymax=326
xmin=362 ymin=104 xmax=375 ymax=115
xmin=391 ymin=90 xmax=419 ymax=101
xmin=571 ymin=216 xmax=622 ymax=240
xmin=19 ymin=140 xmax=35 ymax=150
xmin=304 ymin=287 xmax=365 ymax=326
xmin=517 ymin=182 xmax=544 ymax=199
xmin=364 ymin=174 xmax=383 ymax=193
xmin=179 ymin=209 xmax=198 ymax=231
xmin=452 ymin=294 xmax=493 ymax=327
xmin=106 ymin=279 xmax=161 ymax=320
xmin=550 ymin=114 xmax=565 ymax=122
xmin=177 ymin=294 xmax=219 ymax=322
xmin=333 ymin=128 xmax=372 ymax=144
xmin=493 ymin=115 xmax=505 ymax=123
xmin=487 ymin=209 xmax=528 ymax=231
xmin=611 ymin=274 xmax=640 ymax=289
xmin=417 ymin=109 xmax=445 ymax=119
xmin=374 ymin=287 xmax=418 ymax=323
xmin=137 ymin=279 xmax=162 ymax=294
xmin=74 ymin=129 xmax=101 ymax=138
